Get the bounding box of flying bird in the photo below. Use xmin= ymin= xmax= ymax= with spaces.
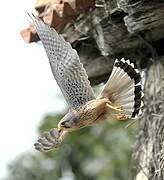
xmin=30 ymin=15 xmax=144 ymax=152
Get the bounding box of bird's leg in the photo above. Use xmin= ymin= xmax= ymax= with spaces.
xmin=109 ymin=112 xmax=128 ymax=121
xmin=106 ymin=101 xmax=128 ymax=121
xmin=115 ymin=114 xmax=128 ymax=121
xmin=106 ymin=102 xmax=123 ymax=112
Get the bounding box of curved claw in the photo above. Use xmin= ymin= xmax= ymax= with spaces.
xmin=115 ymin=114 xmax=128 ymax=121
xmin=106 ymin=103 xmax=123 ymax=112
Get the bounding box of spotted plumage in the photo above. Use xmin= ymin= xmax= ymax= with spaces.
xmin=30 ymin=15 xmax=144 ymax=152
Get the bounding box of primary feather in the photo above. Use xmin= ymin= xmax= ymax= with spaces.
xmin=30 ymin=15 xmax=95 ymax=109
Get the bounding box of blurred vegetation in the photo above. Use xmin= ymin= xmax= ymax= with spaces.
xmin=5 ymin=87 xmax=138 ymax=180
xmin=5 ymin=114 xmax=137 ymax=180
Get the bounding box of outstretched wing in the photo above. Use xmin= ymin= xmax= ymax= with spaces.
xmin=34 ymin=128 xmax=67 ymax=152
xmin=31 ymin=16 xmax=95 ymax=109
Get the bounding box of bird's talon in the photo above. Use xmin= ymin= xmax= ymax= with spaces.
xmin=106 ymin=103 xmax=123 ymax=112
xmin=116 ymin=114 xmax=128 ymax=121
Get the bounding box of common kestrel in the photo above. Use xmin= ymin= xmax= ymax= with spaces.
xmin=30 ymin=15 xmax=143 ymax=152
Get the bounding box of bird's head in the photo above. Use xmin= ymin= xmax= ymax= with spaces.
xmin=58 ymin=109 xmax=83 ymax=132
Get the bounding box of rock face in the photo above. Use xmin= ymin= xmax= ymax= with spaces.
xmin=20 ymin=0 xmax=95 ymax=43
xmin=134 ymin=59 xmax=164 ymax=180
xmin=21 ymin=0 xmax=164 ymax=84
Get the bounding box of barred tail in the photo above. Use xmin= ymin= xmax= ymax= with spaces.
xmin=100 ymin=58 xmax=144 ymax=118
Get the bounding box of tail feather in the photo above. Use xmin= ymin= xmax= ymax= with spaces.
xmin=116 ymin=81 xmax=134 ymax=95
xmin=100 ymin=58 xmax=143 ymax=118
xmin=104 ymin=70 xmax=134 ymax=97
xmin=117 ymin=95 xmax=135 ymax=104
xmin=117 ymin=85 xmax=134 ymax=98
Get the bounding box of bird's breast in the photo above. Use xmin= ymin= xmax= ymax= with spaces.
xmin=79 ymin=98 xmax=109 ymax=125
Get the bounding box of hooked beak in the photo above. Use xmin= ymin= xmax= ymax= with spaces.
xmin=57 ymin=110 xmax=80 ymax=132
xmin=58 ymin=120 xmax=71 ymax=132
xmin=57 ymin=113 xmax=72 ymax=132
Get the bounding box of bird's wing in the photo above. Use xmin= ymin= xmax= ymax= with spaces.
xmin=34 ymin=128 xmax=67 ymax=152
xmin=31 ymin=15 xmax=95 ymax=109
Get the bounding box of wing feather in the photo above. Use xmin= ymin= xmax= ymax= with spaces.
xmin=31 ymin=16 xmax=95 ymax=108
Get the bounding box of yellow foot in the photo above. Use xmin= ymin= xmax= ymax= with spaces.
xmin=115 ymin=114 xmax=128 ymax=121
xmin=106 ymin=103 xmax=123 ymax=112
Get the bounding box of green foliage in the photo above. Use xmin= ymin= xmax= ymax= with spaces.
xmin=43 ymin=115 xmax=136 ymax=180
xmin=5 ymin=87 xmax=137 ymax=180
xmin=5 ymin=110 xmax=137 ymax=180
xmin=5 ymin=154 xmax=59 ymax=180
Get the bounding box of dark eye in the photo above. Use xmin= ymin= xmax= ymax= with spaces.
xmin=61 ymin=122 xmax=65 ymax=126
xmin=61 ymin=121 xmax=71 ymax=128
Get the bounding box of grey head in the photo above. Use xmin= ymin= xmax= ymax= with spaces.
xmin=58 ymin=109 xmax=83 ymax=132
